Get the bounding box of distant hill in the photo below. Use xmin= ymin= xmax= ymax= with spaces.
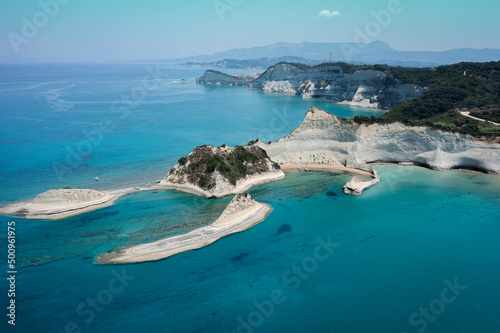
xmin=166 ymin=41 xmax=500 ymax=67
xmin=176 ymin=56 xmax=322 ymax=69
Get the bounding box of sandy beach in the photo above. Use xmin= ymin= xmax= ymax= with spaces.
xmin=96 ymin=194 xmax=272 ymax=264
xmin=280 ymin=164 xmax=374 ymax=177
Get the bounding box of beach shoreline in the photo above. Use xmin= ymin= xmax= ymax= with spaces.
xmin=0 ymin=165 xmax=377 ymax=220
xmin=159 ymin=171 xmax=285 ymax=198
xmin=280 ymin=164 xmax=373 ymax=177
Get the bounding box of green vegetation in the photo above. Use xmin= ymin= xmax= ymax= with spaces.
xmin=276 ymin=61 xmax=311 ymax=70
xmin=172 ymin=145 xmax=273 ymax=190
xmin=351 ymin=61 xmax=500 ymax=137
xmin=247 ymin=139 xmax=258 ymax=146
xmin=205 ymin=147 xmax=253 ymax=185
xmin=315 ymin=79 xmax=332 ymax=89
xmin=469 ymin=107 xmax=500 ymax=123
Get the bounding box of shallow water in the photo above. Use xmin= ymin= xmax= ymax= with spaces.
xmin=0 ymin=63 xmax=382 ymax=204
xmin=0 ymin=65 xmax=499 ymax=333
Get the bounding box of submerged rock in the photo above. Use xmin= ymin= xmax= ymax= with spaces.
xmin=276 ymin=223 xmax=292 ymax=235
xmin=326 ymin=191 xmax=338 ymax=197
xmin=230 ymin=252 xmax=249 ymax=262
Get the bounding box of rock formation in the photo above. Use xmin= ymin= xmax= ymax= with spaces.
xmin=197 ymin=63 xmax=426 ymax=109
xmin=343 ymin=171 xmax=381 ymax=195
xmin=258 ymin=107 xmax=500 ymax=174
xmin=161 ymin=144 xmax=285 ymax=198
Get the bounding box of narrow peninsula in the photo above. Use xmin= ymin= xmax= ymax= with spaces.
xmin=96 ymin=193 xmax=271 ymax=264
xmin=0 ymin=188 xmax=143 ymax=220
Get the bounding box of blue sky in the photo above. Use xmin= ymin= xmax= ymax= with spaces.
xmin=1 ymin=0 xmax=499 ymax=63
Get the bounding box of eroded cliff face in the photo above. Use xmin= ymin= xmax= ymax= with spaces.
xmin=258 ymin=107 xmax=500 ymax=174
xmin=198 ymin=63 xmax=425 ymax=110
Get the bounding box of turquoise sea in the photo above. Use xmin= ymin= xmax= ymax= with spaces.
xmin=0 ymin=64 xmax=499 ymax=333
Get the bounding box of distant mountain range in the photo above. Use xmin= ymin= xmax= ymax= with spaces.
xmin=161 ymin=41 xmax=500 ymax=68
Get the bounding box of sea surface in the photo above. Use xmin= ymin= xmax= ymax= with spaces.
xmin=0 ymin=64 xmax=499 ymax=333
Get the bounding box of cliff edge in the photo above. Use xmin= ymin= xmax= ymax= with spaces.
xmin=258 ymin=107 xmax=500 ymax=174
xmin=198 ymin=62 xmax=425 ymax=110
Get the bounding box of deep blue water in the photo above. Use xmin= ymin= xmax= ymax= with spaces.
xmin=0 ymin=64 xmax=499 ymax=333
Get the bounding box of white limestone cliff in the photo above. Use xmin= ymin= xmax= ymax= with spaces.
xmin=198 ymin=63 xmax=425 ymax=110
xmin=258 ymin=107 xmax=500 ymax=174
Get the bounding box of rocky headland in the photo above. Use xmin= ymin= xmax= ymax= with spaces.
xmin=160 ymin=144 xmax=285 ymax=198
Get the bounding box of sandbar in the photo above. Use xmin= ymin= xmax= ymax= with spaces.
xmin=0 ymin=186 xmax=159 ymax=220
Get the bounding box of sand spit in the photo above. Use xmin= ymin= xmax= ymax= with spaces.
xmin=96 ymin=193 xmax=272 ymax=264
xmin=0 ymin=187 xmax=157 ymax=220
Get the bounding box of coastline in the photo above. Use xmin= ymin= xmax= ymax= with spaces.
xmin=96 ymin=198 xmax=272 ymax=264
xmin=3 ymin=161 xmax=494 ymax=221
xmin=368 ymin=162 xmax=496 ymax=175
xmin=280 ymin=164 xmax=373 ymax=177
xmin=0 ymin=172 xmax=285 ymax=220
xmin=159 ymin=171 xmax=285 ymax=198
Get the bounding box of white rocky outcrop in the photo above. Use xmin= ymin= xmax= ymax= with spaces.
xmin=343 ymin=171 xmax=381 ymax=195
xmin=258 ymin=107 xmax=500 ymax=174
xmin=339 ymin=86 xmax=380 ymax=108
xmin=263 ymin=80 xmax=296 ymax=94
